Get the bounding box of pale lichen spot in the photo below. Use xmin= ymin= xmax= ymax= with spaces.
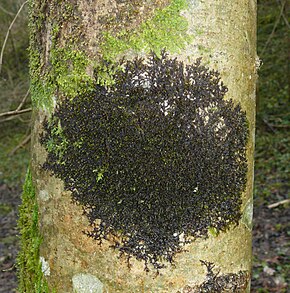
xmin=39 ymin=190 xmax=50 ymax=201
xmin=72 ymin=273 xmax=103 ymax=293
xmin=241 ymin=198 xmax=253 ymax=230
xmin=40 ymin=256 xmax=50 ymax=276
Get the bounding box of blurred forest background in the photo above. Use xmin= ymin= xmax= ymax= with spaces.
xmin=0 ymin=0 xmax=289 ymax=292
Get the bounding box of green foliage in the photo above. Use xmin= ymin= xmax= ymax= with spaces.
xmin=257 ymin=0 xmax=289 ymax=123
xmin=0 ymin=0 xmax=29 ymax=80
xmin=255 ymin=0 xmax=289 ymax=203
xmin=0 ymin=1 xmax=30 ymax=186
xmin=252 ymin=2 xmax=289 ymax=290
xmin=254 ymin=130 xmax=289 ymax=203
xmin=0 ymin=203 xmax=12 ymax=215
xmin=0 ymin=120 xmax=30 ymax=186
xmin=17 ymin=169 xmax=49 ymax=293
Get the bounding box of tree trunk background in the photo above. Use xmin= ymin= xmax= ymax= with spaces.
xmin=25 ymin=0 xmax=256 ymax=292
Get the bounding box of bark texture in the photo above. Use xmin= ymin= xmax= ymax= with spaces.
xmin=25 ymin=0 xmax=256 ymax=292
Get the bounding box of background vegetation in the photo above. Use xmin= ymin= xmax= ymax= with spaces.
xmin=0 ymin=0 xmax=288 ymax=292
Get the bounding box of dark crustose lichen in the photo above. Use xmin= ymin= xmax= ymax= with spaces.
xmin=179 ymin=261 xmax=249 ymax=292
xmin=40 ymin=50 xmax=249 ymax=271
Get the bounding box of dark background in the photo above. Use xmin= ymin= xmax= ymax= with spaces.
xmin=0 ymin=0 xmax=289 ymax=292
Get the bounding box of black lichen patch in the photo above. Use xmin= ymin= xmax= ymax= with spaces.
xmin=40 ymin=50 xmax=248 ymax=270
xmin=179 ymin=260 xmax=249 ymax=292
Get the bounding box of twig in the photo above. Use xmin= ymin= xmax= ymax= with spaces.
xmin=16 ymin=89 xmax=30 ymax=111
xmin=0 ymin=107 xmax=32 ymax=118
xmin=9 ymin=133 xmax=31 ymax=155
xmin=0 ymin=1 xmax=28 ymax=74
xmin=0 ymin=4 xmax=14 ymax=16
xmin=0 ymin=115 xmax=28 ymax=123
xmin=268 ymin=199 xmax=290 ymax=209
xmin=260 ymin=0 xmax=286 ymax=57
xmin=268 ymin=124 xmax=290 ymax=129
xmin=0 ymin=89 xmax=31 ymax=120
xmin=262 ymin=118 xmax=276 ymax=133
xmin=1 ymin=263 xmax=16 ymax=272
xmin=278 ymin=0 xmax=290 ymax=29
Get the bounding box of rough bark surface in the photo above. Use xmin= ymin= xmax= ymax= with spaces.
xmin=28 ymin=0 xmax=256 ymax=292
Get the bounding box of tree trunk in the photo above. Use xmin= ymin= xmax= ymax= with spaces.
xmin=18 ymin=0 xmax=257 ymax=292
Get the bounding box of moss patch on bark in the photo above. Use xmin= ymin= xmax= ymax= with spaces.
xmin=17 ymin=169 xmax=50 ymax=292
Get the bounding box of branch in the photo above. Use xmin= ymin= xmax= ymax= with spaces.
xmin=16 ymin=88 xmax=30 ymax=111
xmin=0 ymin=89 xmax=31 ymax=120
xmin=0 ymin=1 xmax=28 ymax=74
xmin=0 ymin=107 xmax=32 ymax=118
xmin=268 ymin=199 xmax=290 ymax=209
xmin=9 ymin=134 xmax=31 ymax=155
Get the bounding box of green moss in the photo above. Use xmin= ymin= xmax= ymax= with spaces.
xmin=208 ymin=226 xmax=219 ymax=237
xmin=28 ymin=0 xmax=93 ymax=110
xmin=95 ymin=0 xmax=193 ymax=86
xmin=28 ymin=0 xmax=46 ymax=109
xmin=17 ymin=169 xmax=49 ymax=293
xmin=30 ymin=46 xmax=94 ymax=111
xmin=52 ymin=48 xmax=94 ymax=96
xmin=29 ymin=0 xmax=192 ymax=108
xmin=100 ymin=0 xmax=192 ymax=62
xmin=45 ymin=119 xmax=68 ymax=164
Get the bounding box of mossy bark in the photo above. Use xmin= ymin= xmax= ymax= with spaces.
xmin=24 ymin=0 xmax=256 ymax=292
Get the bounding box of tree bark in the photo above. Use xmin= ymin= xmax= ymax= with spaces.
xmin=19 ymin=0 xmax=257 ymax=292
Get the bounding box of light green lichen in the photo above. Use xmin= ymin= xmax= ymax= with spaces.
xmin=17 ymin=169 xmax=50 ymax=293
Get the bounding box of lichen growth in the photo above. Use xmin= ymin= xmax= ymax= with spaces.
xmin=179 ymin=261 xmax=250 ymax=292
xmin=241 ymin=198 xmax=253 ymax=230
xmin=72 ymin=273 xmax=103 ymax=293
xmin=17 ymin=169 xmax=50 ymax=292
xmin=40 ymin=51 xmax=249 ymax=271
